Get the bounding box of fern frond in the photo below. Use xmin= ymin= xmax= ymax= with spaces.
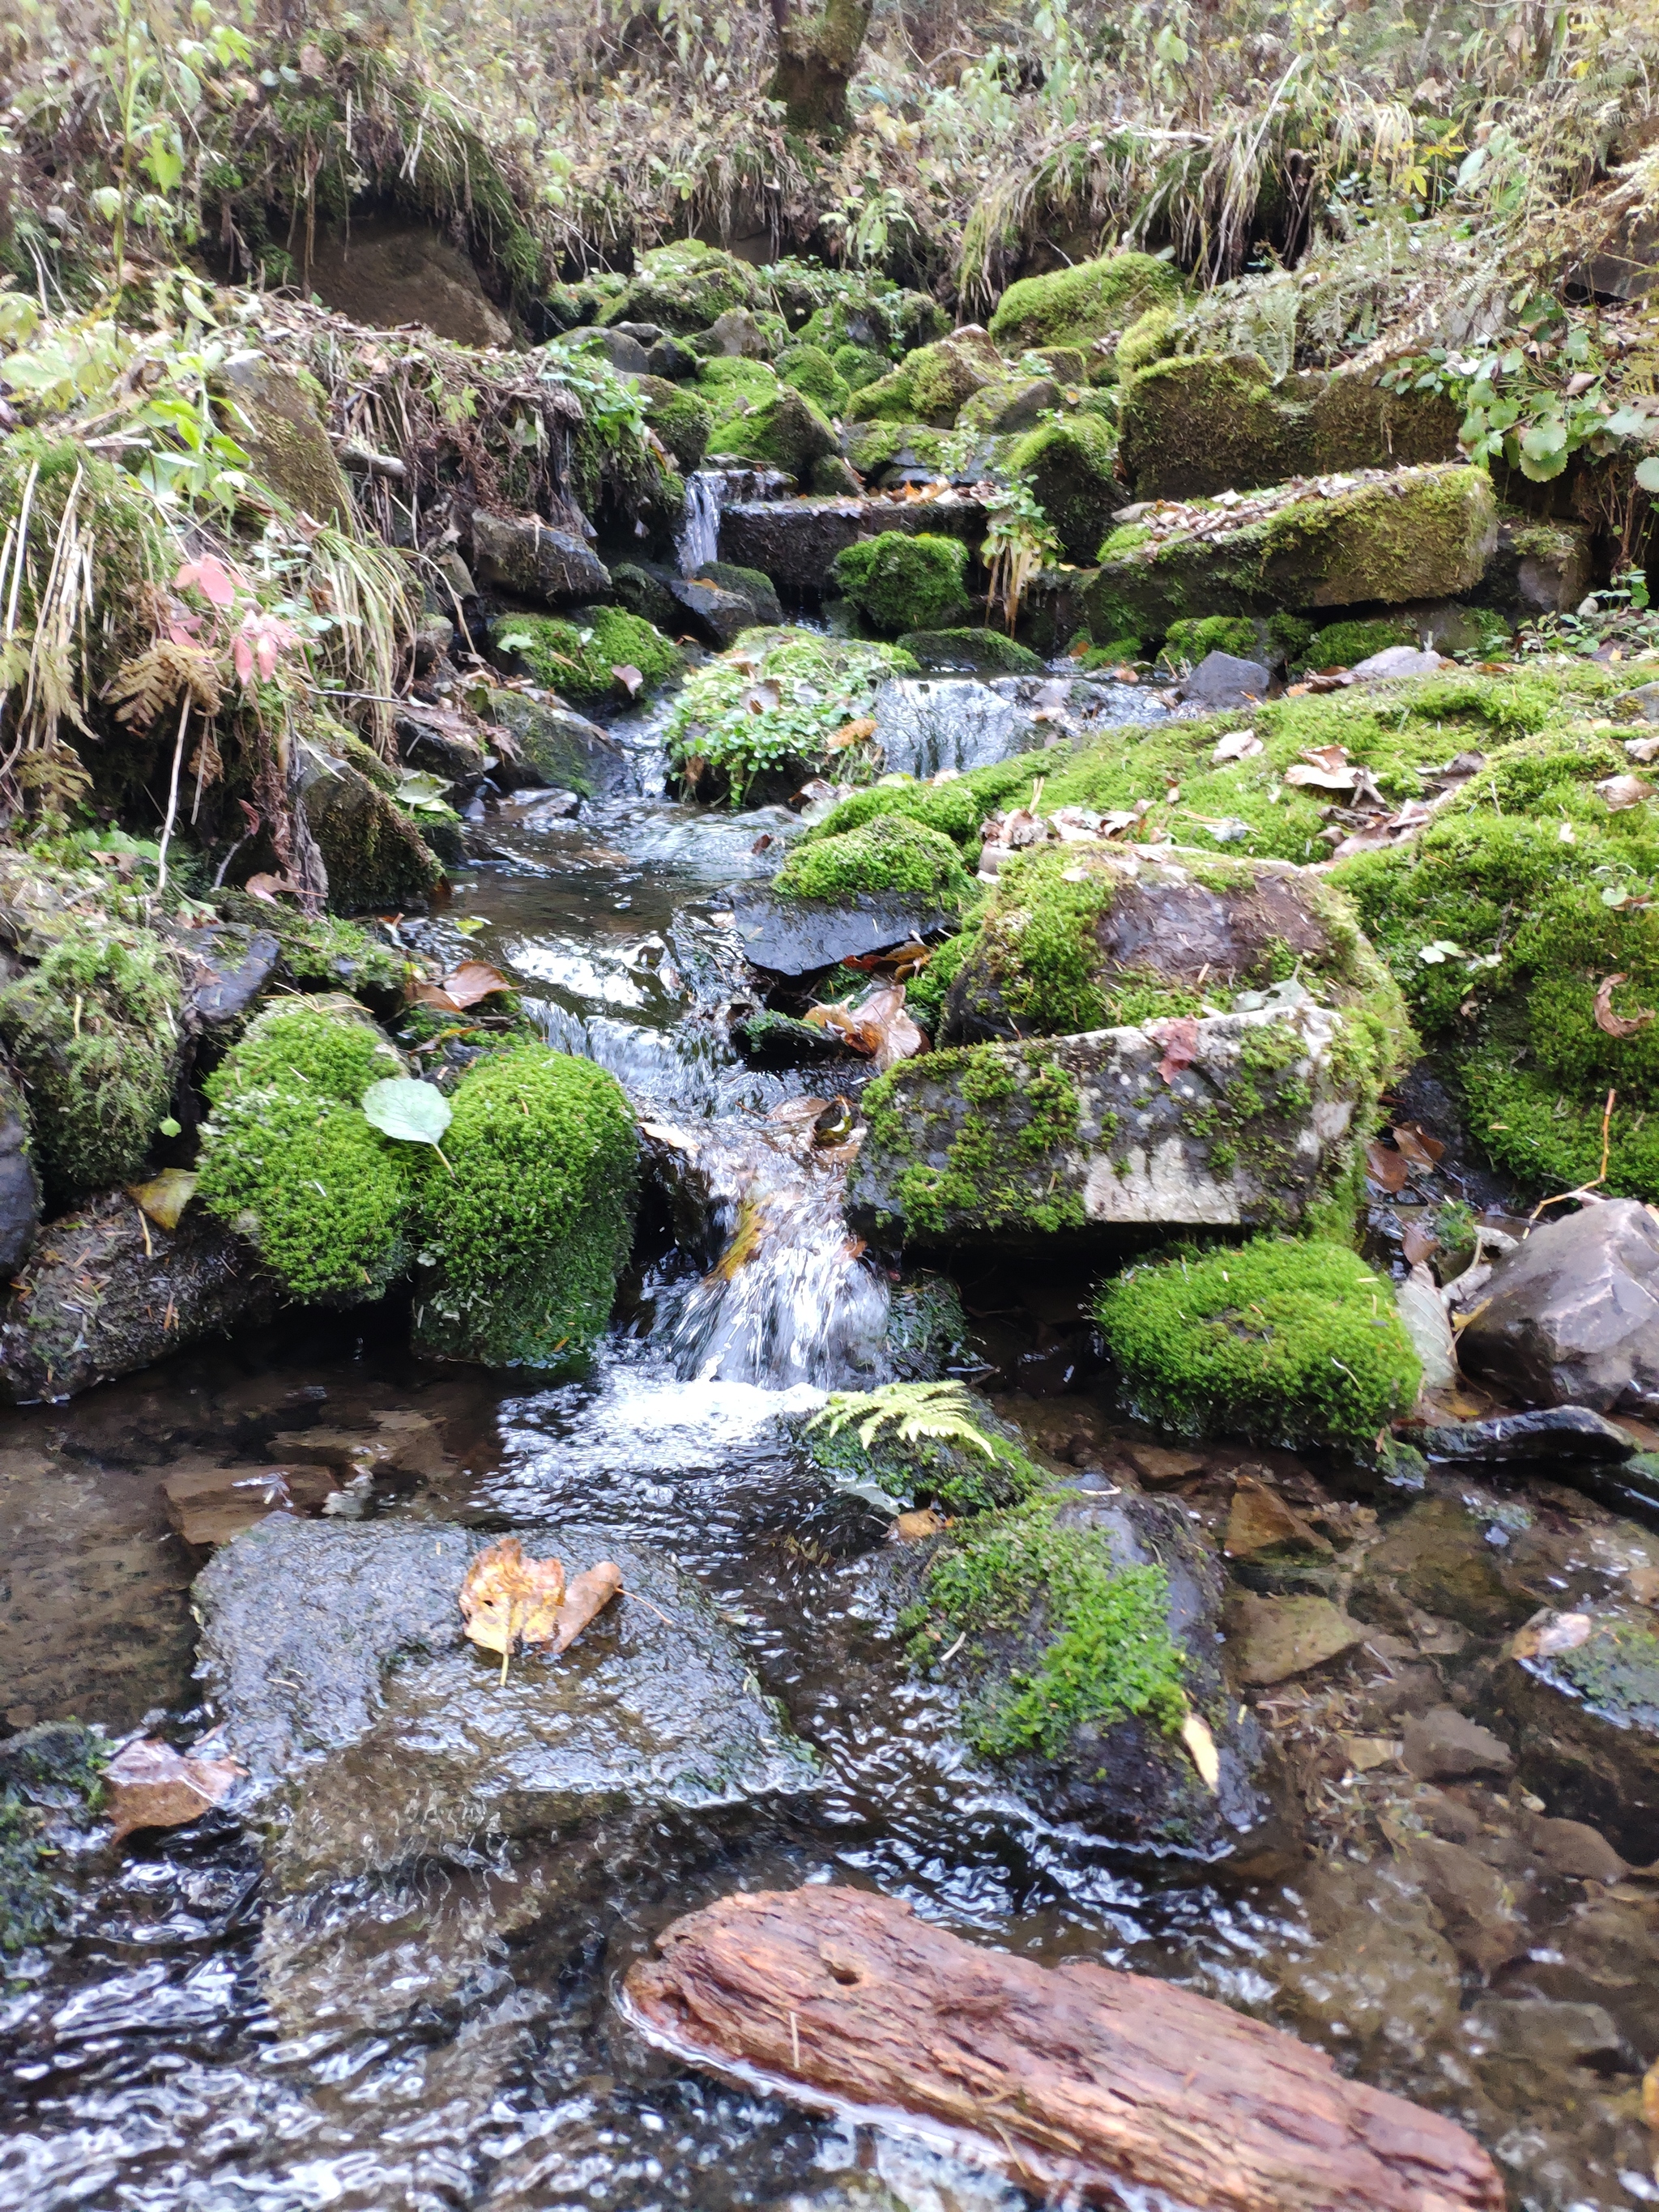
xmin=808 ymin=1380 xmax=1009 ymax=1463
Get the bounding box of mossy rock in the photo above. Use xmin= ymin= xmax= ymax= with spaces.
xmin=1160 ymin=614 xmax=1271 ymax=669
xmin=488 ymin=607 xmax=682 ymax=705
xmin=609 ymin=560 xmax=682 ymax=634
xmin=411 ymin=1040 xmax=636 ymax=1372
xmin=484 ymin=686 xmax=632 ymax=796
xmin=634 ymin=374 xmax=712 ymax=472
xmin=774 ymin=814 xmax=973 ymax=905
xmin=1115 ymin=305 xmax=1177 ymax=382
xmin=988 ymin=252 xmax=1184 ymax=367
xmin=831 ymin=531 xmax=972 ymax=633
xmin=195 ymin=998 xmax=412 ymax=1306
xmin=211 ymin=897 xmax=403 ymax=1008
xmin=1 ymin=1722 xmax=108 ymax=1953
xmin=846 ymin=331 xmax=1003 ymax=428
xmin=955 ymin=376 xmax=1062 ymax=437
xmin=1301 ymin=616 xmax=1418 ymax=670
xmin=1008 ymin=411 xmax=1120 ymax=565
xmin=1491 ymin=1602 xmax=1659 ymax=1863
xmin=694 ymin=559 xmax=783 ymax=626
xmin=834 ymin=342 xmax=889 ymax=393
xmin=603 ymin=240 xmax=760 ymax=334
xmin=800 ymin=1381 xmax=1045 ymax=1515
xmin=838 ymin=419 xmax=950 ymax=484
xmin=216 ymin=354 xmax=353 ymax=525
xmin=705 ymin=384 xmax=837 ymax=478
xmin=800 ymin=777 xmax=990 ymax=850
xmin=898 ymin=1485 xmax=1266 ymax=1853
xmin=692 ymin=356 xmax=782 ymax=407
xmin=777 ymin=342 xmax=851 ymax=418
xmin=897 ymin=628 xmax=1046 ymax=676
xmin=1118 ymin=352 xmax=1461 ymax=502
xmin=1085 ymin=464 xmax=1499 ymax=634
xmin=0 ymin=922 xmax=181 ymax=1209
xmin=1096 ymin=1235 xmax=1422 ymax=1448
xmin=301 ymin=739 xmax=446 ymax=916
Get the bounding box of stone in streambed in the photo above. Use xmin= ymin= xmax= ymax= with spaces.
xmin=1490 ymin=1602 xmax=1659 ymax=1864
xmin=470 ymin=509 xmax=612 ymax=605
xmin=1225 ymin=1591 xmax=1367 ymax=1685
xmin=1414 ymin=1405 xmax=1638 ymax=1464
xmin=0 ymin=1056 xmax=41 ymax=1275
xmin=719 ymin=496 xmax=986 ymax=601
xmin=727 ymin=889 xmax=961 ymax=979
xmin=1402 ymin=1706 xmax=1515 ymax=1782
xmin=1456 ymin=1200 xmax=1659 ymax=1417
xmin=484 ymin=688 xmax=633 ymax=796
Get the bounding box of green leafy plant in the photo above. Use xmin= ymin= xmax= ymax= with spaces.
xmin=807 ymin=1379 xmax=1025 ymax=1465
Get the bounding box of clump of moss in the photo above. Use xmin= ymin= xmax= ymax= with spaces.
xmin=774 ymin=814 xmax=972 ymax=904
xmin=988 ymin=252 xmax=1183 ymax=360
xmin=1161 ymin=615 xmax=1265 ymax=667
xmin=0 ymin=923 xmax=181 ymax=1206
xmin=489 ymin=607 xmax=681 ymax=703
xmin=832 ymin=531 xmax=971 ymax=633
xmin=666 ymin=628 xmax=918 ymax=804
xmin=777 ymin=341 xmax=851 ymax=417
xmin=862 ymin=1040 xmax=1089 ymax=1238
xmin=1097 ymin=1236 xmax=1421 ymax=1447
xmin=847 ymin=334 xmax=1001 ymax=427
xmin=1 ymin=1722 xmax=107 ymax=1953
xmin=804 ymin=778 xmax=986 ymax=849
xmin=1301 ymin=616 xmax=1418 ymax=669
xmin=412 ymin=1039 xmax=636 ymax=1371
xmin=604 ymin=239 xmax=761 ymax=333
xmin=834 ymin=342 xmax=889 ymax=392
xmin=196 ymin=1000 xmax=411 ymax=1303
xmin=704 ymin=384 xmax=838 ymax=477
xmin=839 ymin=420 xmax=952 ymax=482
xmin=903 ymin=1493 xmax=1188 ymax=1757
xmin=802 ymin=1379 xmax=1045 ymax=1515
xmin=1115 ymin=305 xmax=1177 ymax=381
xmin=898 ymin=628 xmax=1046 ymax=676
xmin=1007 ymin=411 xmax=1120 ymax=565
xmin=635 ymin=377 xmax=712 ymax=472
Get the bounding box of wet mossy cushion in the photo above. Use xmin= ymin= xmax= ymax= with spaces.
xmin=831 ymin=531 xmax=971 ymax=633
xmin=1097 ymin=1235 xmax=1422 ymax=1448
xmin=773 ymin=814 xmax=973 ymax=904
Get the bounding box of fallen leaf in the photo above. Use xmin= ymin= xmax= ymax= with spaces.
xmin=1392 ymin=1122 xmax=1445 ymax=1169
xmin=1180 ymin=1711 xmax=1220 ymax=1792
xmin=893 ymin=1508 xmax=947 ymax=1541
xmin=825 ymin=716 xmax=876 ymax=751
xmin=552 ymin=1560 xmax=625 ymax=1652
xmin=243 ymin=872 xmax=303 ymax=903
xmin=104 ymin=1737 xmax=242 ymax=1844
xmin=175 ymin=555 xmax=239 ymax=609
xmin=1594 ymin=972 xmax=1656 ymax=1038
xmin=1211 ymin=730 xmax=1265 ymax=764
xmin=1151 ymin=1016 xmax=1199 ymax=1082
xmin=1596 ymin=773 xmax=1653 ymax=810
xmin=1512 ymin=1611 xmax=1593 ymax=1661
xmin=441 ymin=961 xmax=512 ymax=1008
xmin=740 ymin=680 xmax=782 ymax=715
xmin=1401 ymin=1221 xmax=1439 ymax=1266
xmin=1625 ymin=735 xmax=1659 ymax=765
xmin=804 ymin=985 xmax=926 ymax=1072
xmin=1364 ymin=1139 xmax=1410 ymax=1192
xmin=127 ymin=1170 xmax=198 ymax=1233
xmin=459 ymin=1536 xmax=565 ymax=1679
xmin=611 ymin=663 xmax=644 ymax=697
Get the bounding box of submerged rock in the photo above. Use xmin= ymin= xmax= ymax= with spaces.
xmin=0 ymin=1190 xmax=280 ymax=1404
xmin=1456 ymin=1200 xmax=1659 ymax=1417
xmin=1491 ymin=1603 xmax=1659 ymax=1864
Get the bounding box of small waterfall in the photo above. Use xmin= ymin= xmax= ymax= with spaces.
xmin=645 ymin=1117 xmax=890 ymax=1390
xmin=677 ymin=470 xmax=723 ymax=573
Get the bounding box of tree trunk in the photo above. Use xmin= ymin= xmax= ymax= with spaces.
xmin=622 ymin=1886 xmax=1506 ymax=2212
xmin=766 ymin=0 xmax=874 ymax=133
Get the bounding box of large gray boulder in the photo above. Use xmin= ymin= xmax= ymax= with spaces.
xmin=471 ymin=509 xmax=612 ymax=605
xmin=1457 ymin=1200 xmax=1659 ymax=1417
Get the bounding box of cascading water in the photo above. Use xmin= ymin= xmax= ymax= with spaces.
xmin=676 ymin=469 xmax=724 ymax=573
xmin=647 ymin=1115 xmax=891 ymax=1389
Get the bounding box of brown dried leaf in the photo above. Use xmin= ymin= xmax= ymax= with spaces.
xmin=127 ymin=1170 xmax=198 ymax=1233
xmin=1364 ymin=1139 xmax=1410 ymax=1192
xmin=1401 ymin=1221 xmax=1439 ymax=1267
xmin=1510 ymin=1611 xmax=1593 ymax=1661
xmin=1211 ymin=730 xmax=1265 ymax=764
xmin=1152 ymin=1016 xmax=1199 ymax=1083
xmin=459 ymin=1536 xmax=565 ymax=1675
xmin=1593 ymin=972 xmax=1657 ymax=1038
xmin=1392 ymin=1122 xmax=1445 ymax=1169
xmin=611 ymin=663 xmax=644 ymax=698
xmin=740 ymin=680 xmax=783 ymax=715
xmin=104 ymin=1737 xmax=242 ymax=1845
xmin=407 ymin=978 xmax=465 ymax=1012
xmin=244 ymin=872 xmax=303 ymax=904
xmin=441 ymin=961 xmax=513 ymax=1008
xmin=1595 ymin=774 xmax=1654 ymax=811
xmin=552 ymin=1560 xmax=625 ymax=1652
xmin=826 ymin=716 xmax=876 ymax=752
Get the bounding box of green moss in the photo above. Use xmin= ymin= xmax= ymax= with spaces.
xmin=988 ymin=251 xmax=1184 ymax=360
xmin=604 ymin=239 xmax=760 ymax=333
xmin=898 ymin=628 xmax=1046 ymax=675
xmin=774 ymin=814 xmax=972 ymax=904
xmin=196 ymin=999 xmax=411 ymax=1303
xmin=1007 ymin=411 xmax=1120 ymax=565
xmin=1161 ymin=615 xmax=1264 ymax=668
xmin=1096 ymin=1236 xmax=1422 ymax=1447
xmin=777 ymin=342 xmax=851 ymax=417
xmin=905 ymin=928 xmax=975 ymax=1030
xmin=704 ymin=383 xmax=837 ymax=477
xmin=666 ymin=628 xmax=918 ymax=803
xmin=904 ymin=1493 xmax=1187 ymax=1757
xmin=1550 ymin=1614 xmax=1659 ymax=1718
xmin=834 ymin=342 xmax=889 ymax=391
xmin=693 ymin=356 xmax=781 ymax=403
xmin=636 ymin=378 xmax=712 ymax=472
xmin=846 ymin=335 xmax=1000 ymax=428
xmin=865 ymin=1041 xmax=1089 ymax=1238
xmin=804 ymin=779 xmax=986 ymax=848
xmin=1 ymin=1722 xmax=108 ymax=1953
xmin=802 ymin=1382 xmax=1045 ymax=1515
xmin=412 ymin=1040 xmax=636 ymax=1371
xmin=489 ymin=607 xmax=681 ymax=704
xmin=0 ymin=923 xmax=181 ymax=1207
xmin=832 ymin=531 xmax=971 ymax=633
xmin=1115 ymin=305 xmax=1177 ymax=381
xmin=1302 ymin=616 xmax=1417 ymax=670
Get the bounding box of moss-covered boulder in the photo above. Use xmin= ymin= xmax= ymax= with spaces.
xmin=411 ymin=1040 xmax=636 ymax=1372
xmin=1086 ymin=464 xmax=1499 ymax=637
xmin=484 ymin=686 xmax=633 ymax=796
xmin=1115 ymin=305 xmax=1177 ymax=382
xmin=489 ymin=607 xmax=682 ymax=706
xmin=705 ymin=384 xmax=838 ymax=478
xmin=633 ymin=374 xmax=713 ymax=472
xmin=897 ymin=629 xmax=1046 ymax=676
xmin=0 ymin=922 xmax=182 ymax=1208
xmin=1299 ymin=616 xmax=1418 ymax=670
xmin=800 ymin=777 xmax=992 ymax=849
xmin=1008 ymin=411 xmax=1120 ymax=565
xmin=988 ymin=253 xmax=1184 ymax=370
xmin=1117 ymin=352 xmax=1461 ymax=501
xmin=898 ymin=1485 xmax=1267 ymax=1853
xmin=216 ymin=353 xmax=353 ymax=526
xmin=777 ymin=342 xmax=851 ymax=418
xmin=956 ymin=376 xmax=1062 ymax=437
xmin=603 ymin=240 xmax=761 ymax=334
xmin=838 ymin=419 xmax=951 ymax=485
xmin=846 ymin=330 xmax=1003 ymax=427
xmin=831 ymin=531 xmax=972 ymax=633
xmin=1159 ymin=614 xmax=1273 ymax=669
xmin=665 ymin=628 xmax=918 ymax=804
xmin=800 ymin=1380 xmax=1044 ymax=1515
xmin=773 ymin=814 xmax=973 ymax=904
xmin=301 ymin=738 xmax=446 ymax=915
xmin=1098 ymin=1235 xmax=1422 ymax=1447
xmin=195 ymin=998 xmax=412 ymax=1306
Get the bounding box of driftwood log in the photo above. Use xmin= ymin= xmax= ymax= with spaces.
xmin=621 ymin=1886 xmax=1504 ymax=2212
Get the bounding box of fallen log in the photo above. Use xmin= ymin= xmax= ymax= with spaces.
xmin=621 ymin=1886 xmax=1503 ymax=2212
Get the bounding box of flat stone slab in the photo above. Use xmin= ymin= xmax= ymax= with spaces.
xmin=1414 ymin=1405 xmax=1637 ymax=1464
xmin=727 ymin=888 xmax=958 ymax=978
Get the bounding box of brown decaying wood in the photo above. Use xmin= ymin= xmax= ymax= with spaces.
xmin=621 ymin=1886 xmax=1504 ymax=2212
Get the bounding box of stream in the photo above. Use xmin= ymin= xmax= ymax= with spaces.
xmin=2 ymin=696 xmax=1656 ymax=2212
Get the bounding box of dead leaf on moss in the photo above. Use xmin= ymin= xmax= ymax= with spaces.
xmin=1180 ymin=1711 xmax=1220 ymax=1792
xmin=244 ymin=872 xmax=304 ymax=904
xmin=1594 ymin=972 xmax=1656 ymax=1038
xmin=104 ymin=1737 xmax=243 ymax=1845
xmin=612 ymin=663 xmax=645 ymax=697
xmin=1151 ymin=1016 xmax=1198 ymax=1083
xmin=1595 ymin=774 xmax=1654 ymax=811
xmin=407 ymin=961 xmax=513 ymax=1014
xmin=826 ymin=716 xmax=876 ymax=751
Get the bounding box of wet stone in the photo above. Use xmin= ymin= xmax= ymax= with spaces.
xmin=0 ymin=1052 xmax=41 ymax=1275
xmin=1491 ymin=1600 xmax=1659 ymax=1863
xmin=1456 ymin=1199 xmax=1659 ymax=1418
xmin=1224 ymin=1590 xmax=1367 ymax=1685
xmin=727 ymin=888 xmax=960 ymax=978
xmin=1402 ymin=1705 xmax=1515 ymax=1782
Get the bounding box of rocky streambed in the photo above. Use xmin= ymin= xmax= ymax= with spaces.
xmin=2 ymin=679 xmax=1659 ymax=2212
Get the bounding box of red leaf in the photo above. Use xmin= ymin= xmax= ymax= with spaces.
xmin=104 ymin=1737 xmax=242 ymax=1845
xmin=177 ymin=555 xmax=238 ymax=609
xmin=1152 ymin=1016 xmax=1199 ymax=1083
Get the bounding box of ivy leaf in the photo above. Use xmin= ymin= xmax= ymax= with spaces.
xmin=361 ymin=1076 xmax=454 ymax=1165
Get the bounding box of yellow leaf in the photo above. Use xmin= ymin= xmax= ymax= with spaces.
xmin=127 ymin=1170 xmax=198 ymax=1233
xmin=459 ymin=1536 xmax=565 ymax=1681
xmin=1180 ymin=1711 xmax=1220 ymax=1792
